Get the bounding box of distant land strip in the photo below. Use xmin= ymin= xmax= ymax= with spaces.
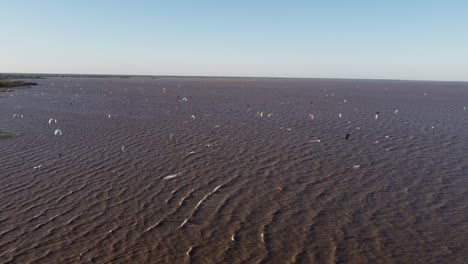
xmin=0 ymin=80 xmax=37 ymax=92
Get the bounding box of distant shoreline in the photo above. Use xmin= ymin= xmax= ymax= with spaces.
xmin=1 ymin=72 xmax=467 ymax=83
xmin=0 ymin=80 xmax=37 ymax=92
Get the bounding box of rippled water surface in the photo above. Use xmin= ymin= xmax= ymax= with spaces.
xmin=1 ymin=77 xmax=467 ymax=263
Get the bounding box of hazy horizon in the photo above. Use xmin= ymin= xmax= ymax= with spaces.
xmin=2 ymin=1 xmax=468 ymax=81
xmin=3 ymin=71 xmax=468 ymax=83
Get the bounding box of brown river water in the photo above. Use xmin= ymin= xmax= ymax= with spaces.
xmin=0 ymin=77 xmax=467 ymax=263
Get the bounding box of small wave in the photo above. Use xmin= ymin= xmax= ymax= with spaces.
xmin=163 ymin=172 xmax=181 ymax=180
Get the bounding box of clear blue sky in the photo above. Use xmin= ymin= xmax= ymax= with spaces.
xmin=1 ymin=0 xmax=467 ymax=81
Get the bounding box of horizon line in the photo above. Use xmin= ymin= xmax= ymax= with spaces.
xmin=1 ymin=71 xmax=467 ymax=83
